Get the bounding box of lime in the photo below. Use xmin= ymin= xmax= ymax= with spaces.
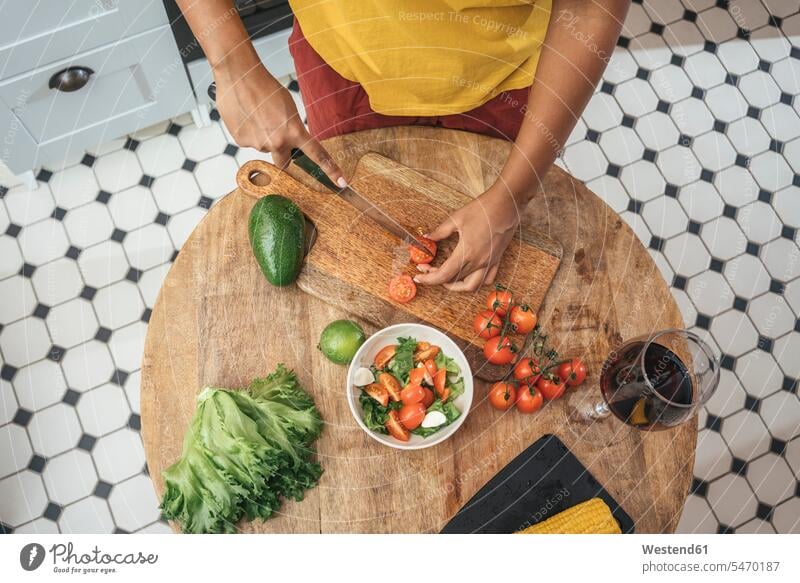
xmin=318 ymin=320 xmax=366 ymax=365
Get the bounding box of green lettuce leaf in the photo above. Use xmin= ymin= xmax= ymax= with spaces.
xmin=387 ymin=336 xmax=417 ymax=385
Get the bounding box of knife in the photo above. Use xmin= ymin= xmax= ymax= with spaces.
xmin=289 ymin=148 xmax=432 ymax=256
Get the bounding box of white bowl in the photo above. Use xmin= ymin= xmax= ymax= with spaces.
xmin=346 ymin=323 xmax=474 ymax=450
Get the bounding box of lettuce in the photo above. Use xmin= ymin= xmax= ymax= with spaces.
xmin=160 ymin=365 xmax=323 ymax=533
xmin=411 ymin=399 xmax=461 ymax=438
xmin=387 ymin=336 xmax=417 ymax=385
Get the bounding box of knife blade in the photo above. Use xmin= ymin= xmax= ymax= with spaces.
xmin=290 ymin=148 xmax=433 ymax=256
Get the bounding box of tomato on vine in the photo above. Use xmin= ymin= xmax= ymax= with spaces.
xmin=557 ymin=358 xmax=587 ymax=387
xmin=488 ymin=382 xmax=517 ymax=411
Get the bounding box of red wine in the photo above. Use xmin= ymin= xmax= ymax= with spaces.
xmin=600 ymin=341 xmax=694 ymax=430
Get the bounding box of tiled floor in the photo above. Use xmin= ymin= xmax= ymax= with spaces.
xmin=1 ymin=0 xmax=799 ymax=534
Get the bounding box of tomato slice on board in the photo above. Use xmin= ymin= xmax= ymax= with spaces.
xmin=400 ymin=383 xmax=426 ymax=405
xmin=378 ymin=372 xmax=402 ymax=402
xmin=408 ymin=237 xmax=437 ymax=264
xmin=388 ymin=274 xmax=417 ymax=303
xmin=374 ymin=345 xmax=397 ymax=369
xmin=385 ymin=410 xmax=410 ymax=442
xmin=364 ymin=383 xmax=389 ymax=407
xmin=399 ymin=403 xmax=426 ymax=430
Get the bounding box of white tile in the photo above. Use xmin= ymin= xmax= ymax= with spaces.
xmin=696 ymin=7 xmax=737 ymax=42
xmin=727 ymin=0 xmax=769 ymax=28
xmin=598 ymin=126 xmax=644 ymax=165
xmin=786 ymin=438 xmax=800 ymax=476
xmin=562 ymin=141 xmax=608 ymax=181
xmin=736 ymin=518 xmax=776 ymax=534
xmin=107 ymin=321 xmax=146 ymax=372
xmin=178 ymin=123 xmax=228 ymax=161
xmin=565 ymin=118 xmax=586 ymax=148
xmin=713 ymin=166 xmax=759 ymax=207
xmin=0 ymin=317 xmax=50 ymax=365
xmin=130 ymin=120 xmax=170 ymax=141
xmin=125 ymin=370 xmax=141 ymax=415
xmin=774 ymin=333 xmax=800 ymax=379
xmin=616 ymin=78 xmax=659 ymax=117
xmin=46 ymin=298 xmax=98 ymax=349
xmin=725 ymin=117 xmax=770 ymax=157
xmin=13 ymin=359 xmax=67 ymax=411
xmin=772 ymin=498 xmax=800 ymax=533
xmin=642 ymin=0 xmax=683 ymax=24
xmin=93 ymin=281 xmax=144 ymax=330
xmin=0 ymin=204 xmax=8 ymax=234
xmin=93 ymin=428 xmax=145 ymax=483
xmin=62 ymin=202 xmax=114 ymax=250
xmin=108 ymin=474 xmax=160 ymax=531
xmin=588 ymin=175 xmax=629 ymax=213
xmin=622 ymin=3 xmax=651 ymax=36
xmin=151 ymin=170 xmax=201 ymax=215
xmin=603 ymin=48 xmax=638 ymax=84
xmin=735 ymin=350 xmax=784 ymax=398
xmin=31 ymin=258 xmax=83 ymax=307
xmin=747 ymin=454 xmax=796 ymax=506
xmin=137 ymin=263 xmax=170 ymax=308
xmin=701 ymin=216 xmax=747 ymax=260
xmin=86 ymin=137 xmax=125 ymax=158
xmin=649 ymin=65 xmax=693 ymax=101
xmin=650 ymin=248 xmax=674 ymax=283
xmin=581 ymin=93 xmax=622 ymax=132
xmin=167 ymin=207 xmax=205 ymax=249
xmin=738 ymin=71 xmax=782 ymax=109
xmin=672 ymin=287 xmax=698 ymax=326
xmin=704 ymin=84 xmax=749 ymax=123
xmin=0 ymin=471 xmax=48 ymax=527
xmin=748 ymin=293 xmax=794 ymax=337
xmin=135 ymin=134 xmax=185 ymax=177
xmin=678 ymin=181 xmax=724 ymax=222
xmin=77 ymin=383 xmax=130 ymax=436
xmin=687 ymin=270 xmax=735 ymax=315
xmin=622 ymin=160 xmax=669 ymax=202
xmin=724 ymin=253 xmax=771 ymax=297
xmin=707 ymin=474 xmax=758 ymax=528
xmin=716 ymin=39 xmax=759 ymax=76
xmin=62 ymin=340 xmax=114 ymax=392
xmin=642 ymin=195 xmax=688 ymax=238
xmin=77 ymin=241 xmax=129 ymax=288
xmin=42 ymin=449 xmax=98 ymax=505
xmin=4 ymin=183 xmax=55 ymax=226
xmin=49 ymin=165 xmax=99 ymax=210
xmin=676 ymin=494 xmax=717 ymax=534
xmin=710 ymin=310 xmax=758 ymax=357
xmin=15 ymin=517 xmax=60 ymax=534
xmin=0 ymin=276 xmax=36 ymax=324
xmin=760 ymin=0 xmax=797 ymax=17
xmin=629 ymin=33 xmax=673 ymax=69
xmin=18 ymin=218 xmax=69 ymax=265
xmin=749 ymin=150 xmax=794 ymax=192
xmin=663 ymin=20 xmax=705 ymax=56
xmin=704 ymin=369 xmax=747 ymax=417
xmin=234 ymin=147 xmax=272 ymax=167
xmin=786 ymin=278 xmax=800 ymax=315
xmin=749 ymin=26 xmax=792 ymax=63
xmin=0 ymin=236 xmax=22 ymax=278
xmin=621 ymin=210 xmax=652 ymax=244
xmin=137 ymin=521 xmax=171 ymax=534
xmin=769 ymin=54 xmax=800 ymax=95
xmin=670 ymin=97 xmax=715 ymax=136
xmin=122 ymin=224 xmax=173 ymax=271
xmin=760 ymin=389 xmax=800 ymax=442
xmin=694 ymin=429 xmax=732 ymax=481
xmin=94 ymin=150 xmax=142 ymax=193
xmin=0 ymin=379 xmax=17 ymax=425
xmin=690 ymin=131 xmax=736 ymax=171
xmin=664 ymin=232 xmax=710 ymax=277
xmin=59 ymin=496 xmax=114 ymax=533
xmin=758 ymin=237 xmax=800 ymax=281
xmin=194 ymin=155 xmax=238 ymax=199
xmin=684 ymin=51 xmax=727 ymax=88
xmin=107 ymin=186 xmax=158 ymax=231
xmin=783 ymin=141 xmax=800 ymax=173
xmin=28 ymin=403 xmax=81 ymax=457
xmin=761 ymin=103 xmax=800 ymax=143
xmin=636 ymin=111 xmax=681 ymax=152
xmin=657 ymin=145 xmax=701 ymax=185
xmin=737 ymin=201 xmax=782 ymax=244
xmin=0 ymin=424 xmax=32 ymax=477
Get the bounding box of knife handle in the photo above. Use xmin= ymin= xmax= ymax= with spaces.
xmin=290 ymin=148 xmax=339 ymax=191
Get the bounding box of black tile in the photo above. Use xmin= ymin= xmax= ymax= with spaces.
xmin=723 ymin=204 xmax=737 ymax=218
xmin=682 ymin=10 xmax=697 ymax=23
xmin=65 ymin=245 xmax=81 ymax=260
xmin=643 ymin=148 xmax=657 ymax=162
xmin=709 ymin=258 xmax=723 ymax=272
xmin=113 ymin=528 xmax=129 ymax=534
xmin=770 ymin=437 xmax=786 ymax=455
xmin=94 ymin=481 xmax=113 ymax=499
xmin=155 ymin=212 xmax=170 ymax=226
xmin=768 ymin=15 xmax=782 ymax=28
xmin=720 ymin=354 xmax=735 ymax=370
xmin=746 ymin=106 xmax=760 ymax=119
xmin=81 ymin=153 xmax=96 ymax=167
xmin=141 ymin=308 xmax=152 ymax=323
xmin=770 ymin=279 xmax=785 ymax=295
xmin=757 ymin=336 xmax=773 ymax=353
xmin=1 ymin=364 xmax=17 ymax=381
xmin=198 ymin=196 xmax=213 ymax=209
xmin=621 ymin=115 xmax=635 ymax=128
xmin=785 ymin=376 xmax=799 ymax=393
xmin=756 ymin=503 xmax=773 ymax=521
xmin=12 ymin=408 xmax=31 ymax=426
xmin=36 ymin=169 xmax=52 ymax=183
xmin=166 ymin=122 xmax=182 ymax=136
xmin=126 ymin=267 xmax=143 ymax=283
xmin=673 ymin=275 xmax=687 ymax=290
xmin=209 ymin=108 xmax=221 ymax=122
xmin=20 ymin=263 xmax=36 ymax=278
xmin=586 ymin=129 xmax=600 ymax=142
xmin=717 ymin=524 xmax=733 ymax=534
xmin=627 ymin=199 xmax=643 ymax=214
xmin=606 ymin=163 xmax=621 ymax=178
xmin=780 ymin=92 xmax=794 ymax=106
xmin=182 ymin=159 xmax=197 ymax=172
xmin=600 ymin=81 xmax=615 ymax=95
xmin=47 ymin=345 xmax=66 ymax=362
xmin=636 ymin=67 xmax=650 ymax=81
xmin=62 ymin=389 xmax=81 ymax=406
xmin=32 ymin=303 xmax=50 ymax=319
xmin=111 ymin=228 xmax=127 ymax=243
xmin=28 ymin=454 xmax=46 ymax=473
xmin=170 ymin=249 xmax=179 ymax=263
xmin=744 ymin=394 xmax=761 ymax=412
xmin=0 ymin=522 xmax=13 ymax=534
xmin=704 ymin=40 xmax=717 ymax=54
xmin=139 ymin=174 xmax=155 ymax=188
xmin=724 ymin=73 xmax=738 ymax=86
xmin=715 ymin=1 xmax=729 ymax=11
xmin=671 ymin=53 xmax=686 ymax=66
xmin=94 ymin=327 xmax=112 ymax=343
xmin=690 ymin=477 xmax=707 ymax=497
xmin=128 ymin=413 xmax=141 ymax=431
xmin=123 ymin=137 xmax=139 ymax=152
xmin=736 ymin=27 xmax=750 ymax=40
xmin=731 ymin=457 xmax=747 ymax=475
xmin=80 ymin=285 xmax=97 ymax=300
xmin=705 ymin=413 xmax=723 ymax=432
xmin=43 ymin=502 xmax=62 ymax=521
xmin=769 ymin=139 xmax=784 ymax=153
xmin=687 ymin=220 xmax=702 ymax=235
xmin=700 ymin=169 xmax=714 ymax=183
xmin=795 ymin=319 xmax=800 ymax=333
xmin=665 ymin=183 xmax=679 ymax=198
xmin=649 ymin=236 xmax=664 ymax=251
xmin=781 ymin=225 xmax=797 ymax=240
xmin=713 ymin=119 xmax=727 ymax=133
xmin=6 ymin=223 xmax=21 ymax=237
xmin=758 ymin=189 xmax=773 ymax=203
xmin=745 ymin=241 xmax=760 ymax=256
xmin=691 ymin=86 xmax=705 ymax=99
xmin=224 ymin=143 xmax=239 ymax=157
xmin=733 ymin=296 xmax=748 ymax=312
xmin=794 ymin=174 xmax=800 ymax=187
xmin=96 ymin=190 xmax=111 ymax=204
xmin=77 ymin=433 xmax=97 ymax=451
xmin=656 ymin=99 xmax=671 ymax=113
xmin=735 ymin=154 xmax=749 ymax=168
xmin=791 ymin=46 xmax=800 ymax=60
xmin=678 ymin=134 xmax=693 ymax=147
xmin=757 ymin=59 xmax=772 ymax=74
xmin=0 ymin=185 xmax=6 ymax=199
xmin=616 ymin=36 xmax=629 ymax=49
xmin=287 ymin=79 xmax=300 ymax=92
xmin=649 ymin=22 xmax=664 ymax=35
xmin=695 ymin=313 xmax=711 ymax=330
xmin=51 ymin=206 xmax=67 ymax=221
xmin=110 ymin=369 xmax=129 ymax=386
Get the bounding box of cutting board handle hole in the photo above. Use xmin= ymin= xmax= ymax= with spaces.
xmin=248 ymin=170 xmax=272 ymax=187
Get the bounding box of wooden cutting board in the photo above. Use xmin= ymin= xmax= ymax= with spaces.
xmin=237 ymin=153 xmax=562 ymax=353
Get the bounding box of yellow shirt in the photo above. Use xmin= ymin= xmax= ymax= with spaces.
xmin=289 ymin=0 xmax=551 ymax=116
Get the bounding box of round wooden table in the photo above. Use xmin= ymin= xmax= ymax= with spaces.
xmin=141 ymin=126 xmax=695 ymax=533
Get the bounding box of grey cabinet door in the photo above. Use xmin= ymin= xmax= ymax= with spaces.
xmin=0 ymin=26 xmax=194 ymax=173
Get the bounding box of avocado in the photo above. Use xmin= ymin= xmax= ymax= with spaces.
xmin=248 ymin=195 xmax=306 ymax=286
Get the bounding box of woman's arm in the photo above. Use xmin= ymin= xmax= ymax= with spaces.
xmin=176 ymin=0 xmax=345 ymax=184
xmin=417 ymin=0 xmax=630 ymax=290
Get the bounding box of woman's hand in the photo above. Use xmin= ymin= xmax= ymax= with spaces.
xmin=214 ymin=58 xmax=346 ymax=186
xmin=414 ymin=186 xmax=525 ymax=291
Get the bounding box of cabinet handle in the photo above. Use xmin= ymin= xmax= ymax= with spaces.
xmin=48 ymin=67 xmax=94 ymax=92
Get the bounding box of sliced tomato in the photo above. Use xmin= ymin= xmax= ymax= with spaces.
xmin=423 ymin=358 xmax=438 ymax=378
xmin=399 ymin=402 xmax=426 ymax=430
xmin=408 ymin=237 xmax=437 ymax=264
xmin=473 ymin=310 xmax=502 ymax=339
xmin=536 ymin=376 xmax=566 ymax=400
xmin=408 ymin=367 xmax=426 ymax=386
xmin=414 ymin=344 xmax=440 ymax=362
xmin=385 ymin=410 xmax=410 ymax=442
xmin=378 ymin=372 xmax=402 ymax=402
xmin=433 ymin=368 xmax=447 ymax=399
xmin=400 ymin=383 xmax=425 ymax=405
xmin=364 ymin=383 xmax=389 ymax=407
xmin=374 ymin=345 xmax=397 ymax=369
xmin=516 ymin=385 xmax=543 ymax=414
xmin=421 ymin=387 xmax=435 ymax=407
xmin=509 ymin=305 xmax=537 ymax=335
xmin=388 ymin=274 xmax=417 ymax=304
xmin=483 ymin=336 xmax=517 ymax=365
xmin=486 ymin=288 xmax=513 ymax=316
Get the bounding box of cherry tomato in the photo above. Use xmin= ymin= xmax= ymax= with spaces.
xmin=408 ymin=367 xmax=426 ymax=386
xmin=378 ymin=372 xmax=402 ymax=402
xmin=557 ymin=358 xmax=588 ymax=387
xmin=400 ymin=383 xmax=425 ymax=405
xmin=385 ymin=410 xmax=410 ymax=441
xmin=486 ymin=288 xmax=513 ymax=316
xmin=421 ymin=387 xmax=435 ymax=408
xmin=423 ymin=358 xmax=438 ymax=379
xmin=488 ymin=382 xmax=517 ymax=411
xmin=483 ymin=336 xmax=517 ymax=365
xmin=364 ymin=383 xmax=389 ymax=407
xmin=509 ymin=305 xmax=537 ymax=335
xmin=513 ymin=357 xmax=541 ymax=384
xmin=399 ymin=402 xmax=426 ymax=430
xmin=536 ymin=376 xmax=566 ymax=400
xmin=473 ymin=310 xmax=502 ymax=339
xmin=414 ymin=344 xmax=440 ymax=362
xmin=374 ymin=345 xmax=397 ymax=369
xmin=515 ymin=385 xmax=543 ymax=414
xmin=388 ymin=274 xmax=417 ymax=304
xmin=408 ymin=237 xmax=437 ymax=264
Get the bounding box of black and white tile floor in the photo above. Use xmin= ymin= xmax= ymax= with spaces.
xmin=1 ymin=0 xmax=799 ymax=534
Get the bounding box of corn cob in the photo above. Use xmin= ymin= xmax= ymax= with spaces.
xmin=515 ymin=498 xmax=621 ymax=534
